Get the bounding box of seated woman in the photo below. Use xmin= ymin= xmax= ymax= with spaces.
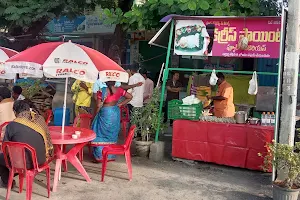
xmin=91 ymin=81 xmax=132 ymax=162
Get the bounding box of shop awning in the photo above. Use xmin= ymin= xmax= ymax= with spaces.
xmin=148 ymin=19 xmax=173 ymax=50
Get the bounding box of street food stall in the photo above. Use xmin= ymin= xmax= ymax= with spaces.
xmin=149 ymin=15 xmax=284 ymax=171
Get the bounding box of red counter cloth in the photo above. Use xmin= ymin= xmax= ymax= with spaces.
xmin=172 ymin=120 xmax=273 ymax=171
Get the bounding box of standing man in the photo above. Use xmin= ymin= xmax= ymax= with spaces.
xmin=128 ymin=64 xmax=145 ymax=113
xmin=165 ymin=71 xmax=182 ymax=126
xmin=140 ymin=68 xmax=154 ymax=104
xmin=12 ymin=86 xmax=25 ymax=101
xmin=71 ymin=80 xmax=93 ymax=116
xmin=207 ymin=72 xmax=235 ymax=118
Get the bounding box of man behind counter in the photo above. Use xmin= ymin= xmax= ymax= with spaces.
xmin=207 ymin=72 xmax=235 ymax=118
xmin=164 ymin=71 xmax=182 ymax=126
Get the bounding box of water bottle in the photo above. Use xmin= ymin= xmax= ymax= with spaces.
xmin=266 ymin=112 xmax=271 ymax=126
xmin=271 ymin=112 xmax=276 ymax=126
xmin=261 ymin=112 xmax=266 ymax=126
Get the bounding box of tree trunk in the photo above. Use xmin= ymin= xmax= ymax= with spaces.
xmin=107 ymin=0 xmax=133 ymax=65
xmin=107 ymin=24 xmax=126 ymax=64
xmin=6 ymin=18 xmax=52 ymax=51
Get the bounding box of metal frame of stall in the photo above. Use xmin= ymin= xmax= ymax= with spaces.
xmin=150 ymin=14 xmax=288 ymax=181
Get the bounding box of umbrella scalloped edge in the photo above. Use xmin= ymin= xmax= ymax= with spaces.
xmin=5 ymin=61 xmax=43 ymax=78
xmin=99 ymin=70 xmax=129 ymax=83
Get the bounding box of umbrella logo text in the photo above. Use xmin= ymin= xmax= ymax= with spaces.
xmin=0 ymin=70 xmax=6 ymax=74
xmin=62 ymin=59 xmax=88 ymax=65
xmin=54 ymin=58 xmax=60 ymax=63
xmin=106 ymin=71 xmax=120 ymax=78
xmin=11 ymin=65 xmax=36 ymax=71
xmin=56 ymin=68 xmax=86 ymax=76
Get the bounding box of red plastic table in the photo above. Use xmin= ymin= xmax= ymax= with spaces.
xmin=49 ymin=126 xmax=96 ymax=192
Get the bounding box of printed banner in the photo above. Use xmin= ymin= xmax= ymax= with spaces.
xmin=174 ymin=17 xmax=281 ymax=58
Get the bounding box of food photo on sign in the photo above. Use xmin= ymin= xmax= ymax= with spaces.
xmin=174 ymin=20 xmax=215 ymax=56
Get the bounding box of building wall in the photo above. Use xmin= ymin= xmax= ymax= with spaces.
xmin=256 ymin=58 xmax=278 ymax=87
xmin=138 ymin=41 xmax=167 ymax=81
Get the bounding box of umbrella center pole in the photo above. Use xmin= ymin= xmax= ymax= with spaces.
xmin=61 ymin=77 xmax=68 ymax=134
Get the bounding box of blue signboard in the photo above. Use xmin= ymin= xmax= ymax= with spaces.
xmin=46 ymin=16 xmax=86 ymax=34
xmin=45 ymin=15 xmax=116 ymax=34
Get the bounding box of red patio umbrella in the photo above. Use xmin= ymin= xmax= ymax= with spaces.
xmin=5 ymin=41 xmax=129 ymax=133
xmin=5 ymin=41 xmax=128 ymax=83
xmin=0 ymin=47 xmax=18 ymax=79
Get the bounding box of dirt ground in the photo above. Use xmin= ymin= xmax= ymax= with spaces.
xmin=0 ymin=127 xmax=274 ymax=200
xmin=0 ymin=153 xmax=273 ymax=200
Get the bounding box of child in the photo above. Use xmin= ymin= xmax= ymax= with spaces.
xmin=12 ymin=86 xmax=25 ymax=101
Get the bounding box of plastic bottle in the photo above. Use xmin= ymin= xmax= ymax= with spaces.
xmin=261 ymin=112 xmax=266 ymax=126
xmin=266 ymin=112 xmax=271 ymax=126
xmin=271 ymin=112 xmax=276 ymax=126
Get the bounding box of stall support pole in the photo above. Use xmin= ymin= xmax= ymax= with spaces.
xmin=155 ymin=20 xmax=174 ymax=143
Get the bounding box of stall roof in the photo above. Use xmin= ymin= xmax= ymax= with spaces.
xmin=148 ymin=19 xmax=173 ymax=49
xmin=160 ymin=14 xmax=278 ymax=22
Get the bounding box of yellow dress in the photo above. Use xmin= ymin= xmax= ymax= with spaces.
xmin=71 ymin=80 xmax=93 ymax=116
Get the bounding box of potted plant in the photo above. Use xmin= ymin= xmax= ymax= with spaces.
xmin=259 ymin=141 xmax=300 ymax=200
xmin=16 ymin=80 xmax=43 ymax=99
xmin=130 ymin=88 xmax=165 ymax=157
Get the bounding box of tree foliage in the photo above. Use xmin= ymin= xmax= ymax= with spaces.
xmin=101 ymin=0 xmax=284 ymax=30
xmin=0 ymin=0 xmax=133 ymax=54
xmin=0 ymin=0 xmax=117 ymax=35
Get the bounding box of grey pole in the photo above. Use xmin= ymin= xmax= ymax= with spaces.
xmin=279 ymin=0 xmax=300 ymax=145
xmin=273 ymin=5 xmax=287 ymax=181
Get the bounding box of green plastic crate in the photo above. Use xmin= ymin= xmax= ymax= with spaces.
xmin=168 ymin=100 xmax=203 ymax=120
xmin=253 ymin=110 xmax=262 ymax=119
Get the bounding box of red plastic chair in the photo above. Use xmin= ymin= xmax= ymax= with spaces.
xmin=120 ymin=105 xmax=130 ymax=139
xmin=101 ymin=125 xmax=136 ymax=182
xmin=0 ymin=122 xmax=11 ymax=145
xmin=0 ymin=121 xmax=10 ymax=132
xmin=73 ymin=114 xmax=93 ymax=164
xmin=2 ymin=142 xmax=52 ymax=200
xmin=44 ymin=110 xmax=53 ymax=125
xmin=73 ymin=114 xmax=93 ymax=129
xmin=0 ymin=122 xmax=10 ymax=130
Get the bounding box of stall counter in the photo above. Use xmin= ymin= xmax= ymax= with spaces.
xmin=172 ymin=120 xmax=273 ymax=171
